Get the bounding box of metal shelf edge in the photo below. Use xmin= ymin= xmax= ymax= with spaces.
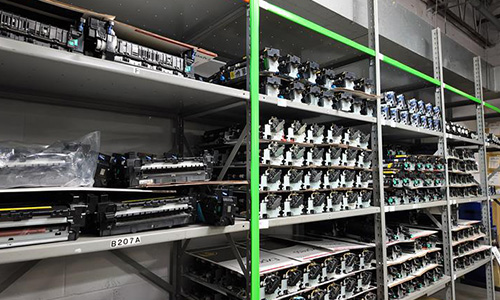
xmin=0 ymin=221 xmax=249 ymax=265
xmin=455 ymin=257 xmax=492 ymax=278
xmin=260 ymin=95 xmax=377 ymax=123
xmin=264 ymin=207 xmax=380 ymax=228
xmin=451 ymin=197 xmax=487 ymax=205
xmin=398 ymin=276 xmax=451 ymax=300
xmin=385 ymin=201 xmax=447 ymax=212
xmin=446 ymin=134 xmax=483 ymax=145
xmin=381 ymin=121 xmax=444 ymax=138
xmin=0 ymin=37 xmax=249 ymax=110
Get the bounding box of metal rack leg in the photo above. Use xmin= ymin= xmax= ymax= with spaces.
xmin=474 ymin=56 xmax=496 ymax=300
xmin=432 ymin=27 xmax=456 ymax=300
xmin=368 ymin=1 xmax=387 ymax=299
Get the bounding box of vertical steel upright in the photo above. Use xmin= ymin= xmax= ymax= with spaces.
xmin=474 ymin=56 xmax=496 ymax=300
xmin=248 ymin=1 xmax=260 ymax=300
xmin=432 ymin=27 xmax=456 ymax=300
xmin=368 ymin=1 xmax=387 ymax=299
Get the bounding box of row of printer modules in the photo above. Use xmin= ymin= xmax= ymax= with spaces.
xmin=183 ymin=213 xmax=454 ymax=300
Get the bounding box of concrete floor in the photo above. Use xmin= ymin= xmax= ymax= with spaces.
xmin=430 ymin=282 xmax=500 ymax=300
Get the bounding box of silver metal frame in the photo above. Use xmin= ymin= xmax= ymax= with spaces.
xmin=474 ymin=56 xmax=496 ymax=300
xmin=0 ymin=2 xmax=497 ymax=300
xmin=433 ymin=27 xmax=456 ymax=300
xmin=368 ymin=1 xmax=389 ymax=299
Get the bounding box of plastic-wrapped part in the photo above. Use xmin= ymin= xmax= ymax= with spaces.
xmin=0 ymin=132 xmax=100 ymax=188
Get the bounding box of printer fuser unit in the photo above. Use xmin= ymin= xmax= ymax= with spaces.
xmin=128 ymin=152 xmax=213 ymax=187
xmin=86 ymin=194 xmax=195 ymax=236
xmin=0 ymin=196 xmax=86 ymax=249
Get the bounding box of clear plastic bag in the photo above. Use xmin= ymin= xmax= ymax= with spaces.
xmin=0 ymin=132 xmax=100 ymax=188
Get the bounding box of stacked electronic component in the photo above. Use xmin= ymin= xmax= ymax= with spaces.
xmin=0 ymin=187 xmax=236 ymax=247
xmin=402 ymin=212 xmax=491 ymax=291
xmin=185 ymin=235 xmax=376 ymax=300
xmin=383 ymin=150 xmax=445 ymax=206
xmin=0 ymin=5 xmax=195 ymax=77
xmin=259 ymin=117 xmax=373 ymax=219
xmin=0 ymin=194 xmax=87 ymax=249
xmin=447 ymin=147 xmax=481 ymax=199
xmin=0 ymin=8 xmax=85 ymax=52
xmin=85 ymin=194 xmax=196 ymax=236
xmin=486 ymin=133 xmax=500 ymax=147
xmin=210 ymin=48 xmax=377 ymax=118
xmin=451 ymin=220 xmax=491 ymax=272
xmin=127 ymin=152 xmax=213 ymax=187
xmin=446 ymin=122 xmax=478 ymax=140
xmin=304 ymin=219 xmax=444 ymax=299
xmin=381 ymin=92 xmax=442 ymax=132
xmin=200 ymin=125 xmax=247 ymax=178
xmin=386 ymin=227 xmax=444 ymax=299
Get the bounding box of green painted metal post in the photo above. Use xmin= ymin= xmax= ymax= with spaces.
xmin=249 ymin=0 xmax=260 ymax=299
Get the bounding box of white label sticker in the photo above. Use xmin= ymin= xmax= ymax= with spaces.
xmin=139 ymin=179 xmax=154 ymax=185
xmin=110 ymin=236 xmax=142 ymax=248
xmin=259 ymin=220 xmax=269 ymax=229
xmin=492 ymin=246 xmax=500 ymax=265
xmin=277 ymin=98 xmax=287 ymax=107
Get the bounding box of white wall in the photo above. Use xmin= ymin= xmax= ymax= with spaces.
xmin=0 ymin=98 xmax=175 ymax=154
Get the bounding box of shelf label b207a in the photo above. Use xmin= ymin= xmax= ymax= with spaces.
xmin=110 ymin=236 xmax=142 ymax=248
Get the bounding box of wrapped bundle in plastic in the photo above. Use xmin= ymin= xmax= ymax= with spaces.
xmin=0 ymin=132 xmax=100 ymax=188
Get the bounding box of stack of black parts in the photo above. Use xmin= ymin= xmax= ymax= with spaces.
xmin=210 ymin=48 xmax=377 ymax=117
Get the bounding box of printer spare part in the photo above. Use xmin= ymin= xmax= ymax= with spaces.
xmin=260 ymin=193 xmax=283 ymax=219
xmin=196 ymin=188 xmax=236 ymax=226
xmin=0 ymin=195 xmax=86 ymax=248
xmin=0 ymin=3 xmax=196 ymax=76
xmin=262 ymin=142 xmax=285 ymax=166
xmin=85 ymin=194 xmax=195 ymax=236
xmin=0 ymin=131 xmax=100 ymax=189
xmin=0 ymin=8 xmax=85 ymax=53
xmin=262 ymin=117 xmax=285 ymax=141
xmin=287 ymin=120 xmax=308 ymax=143
xmin=187 ymin=245 xmax=308 ymax=300
xmin=260 ymin=168 xmax=282 ymax=191
xmin=128 ymin=151 xmax=213 ymax=187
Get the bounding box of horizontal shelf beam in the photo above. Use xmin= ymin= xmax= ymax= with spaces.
xmin=264 ymin=207 xmax=380 ymax=228
xmin=385 ymin=201 xmax=447 ymax=212
xmin=0 ymin=221 xmax=249 ymax=265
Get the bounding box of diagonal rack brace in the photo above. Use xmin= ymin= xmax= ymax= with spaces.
xmin=488 ymin=164 xmax=500 ymax=181
xmin=111 ymin=250 xmax=175 ymax=294
xmin=217 ymin=125 xmax=248 ymax=181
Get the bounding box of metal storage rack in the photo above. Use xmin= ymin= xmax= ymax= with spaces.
xmin=0 ymin=0 xmax=499 ymax=300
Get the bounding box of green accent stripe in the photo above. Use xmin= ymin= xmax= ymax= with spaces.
xmin=260 ymin=1 xmax=375 ymax=57
xmin=381 ymin=55 xmax=441 ymax=86
xmin=259 ymin=0 xmax=500 ymax=114
xmin=250 ymin=0 xmax=261 ymax=300
xmin=444 ymin=84 xmax=482 ymax=104
xmin=485 ymin=102 xmax=500 ymax=113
